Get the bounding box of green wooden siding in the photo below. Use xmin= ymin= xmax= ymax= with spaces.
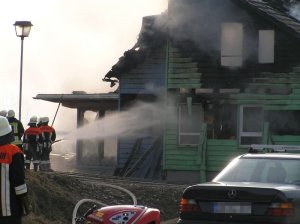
xmin=164 ymin=116 xmax=240 ymax=172
xmin=167 ymin=46 xmax=202 ymax=89
xmin=272 ymin=135 xmax=300 ymax=145
xmin=206 ymin=140 xmax=238 ymax=171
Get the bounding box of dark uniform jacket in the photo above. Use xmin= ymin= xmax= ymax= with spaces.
xmin=7 ymin=117 xmax=24 ymax=146
xmin=23 ymin=126 xmax=43 ymax=147
xmin=0 ymin=137 xmax=27 ymax=217
xmin=40 ymin=125 xmax=56 ymax=149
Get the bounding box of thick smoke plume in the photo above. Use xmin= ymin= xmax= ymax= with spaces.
xmin=63 ymin=94 xmax=176 ymax=141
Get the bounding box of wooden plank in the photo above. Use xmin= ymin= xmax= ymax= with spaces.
xmin=206 ymin=151 xmax=238 ymax=156
xmin=206 ymin=160 xmax=232 ymax=167
xmin=168 ymin=79 xmax=201 ymax=84
xmin=272 ymin=135 xmax=300 ymax=143
xmin=206 ymin=156 xmax=236 ymax=163
xmin=248 ymin=83 xmax=300 ymax=88
xmin=253 ymin=78 xmax=300 ymax=83
xmin=121 ymin=78 xmax=164 ymax=83
xmin=168 ymin=83 xmax=202 ymax=88
xmin=293 ymin=89 xmax=300 ymax=94
xmin=168 ymin=73 xmax=202 ymax=78
xmin=165 ymin=134 xmax=177 ymax=140
xmin=264 ymin=105 xmax=300 ymax=110
xmin=168 ymin=68 xmax=199 ymax=73
xmin=165 ymin=149 xmax=198 ymax=155
xmin=206 ymin=146 xmax=238 ymax=152
xmin=207 ymin=139 xmax=237 ymax=146
xmin=165 ymin=129 xmax=177 ymax=135
xmin=165 ymin=139 xmax=177 ymax=145
xmin=169 ymin=58 xmax=193 ymax=63
xmin=168 ymin=62 xmax=198 ymax=68
xmin=206 ymin=166 xmax=223 ymax=172
xmin=166 ymin=154 xmax=199 ymax=161
xmin=230 ymin=93 xmax=300 ymax=100
xmin=164 ymin=164 xmax=199 ymax=171
xmin=234 ymin=99 xmax=300 ymax=105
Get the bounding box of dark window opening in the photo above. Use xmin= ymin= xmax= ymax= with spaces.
xmin=266 ymin=110 xmax=300 ymax=135
xmin=204 ymin=103 xmax=237 ymax=140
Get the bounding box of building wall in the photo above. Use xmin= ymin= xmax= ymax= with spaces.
xmin=117 ymin=47 xmax=166 ymax=174
xmin=164 ymin=0 xmax=300 ymax=182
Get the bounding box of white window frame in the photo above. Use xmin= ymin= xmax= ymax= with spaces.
xmin=221 ymin=22 xmax=243 ymax=67
xmin=178 ymin=104 xmax=204 ymax=146
xmin=258 ymin=30 xmax=275 ymax=63
xmin=239 ymin=105 xmax=263 ymax=146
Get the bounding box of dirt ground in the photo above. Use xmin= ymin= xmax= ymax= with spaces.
xmin=22 ymin=171 xmax=187 ymax=224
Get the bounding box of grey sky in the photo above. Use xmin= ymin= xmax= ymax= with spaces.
xmin=0 ymin=0 xmax=167 ymax=134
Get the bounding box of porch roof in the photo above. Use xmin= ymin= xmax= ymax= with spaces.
xmin=34 ymin=93 xmax=119 ymax=111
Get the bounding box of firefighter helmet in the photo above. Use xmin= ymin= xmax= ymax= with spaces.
xmin=0 ymin=116 xmax=12 ymax=137
xmin=43 ymin=117 xmax=49 ymax=123
xmin=29 ymin=116 xmax=38 ymax=124
xmin=7 ymin=110 xmax=15 ymax=118
xmin=0 ymin=110 xmax=7 ymax=117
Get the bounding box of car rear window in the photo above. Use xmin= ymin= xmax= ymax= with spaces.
xmin=213 ymin=157 xmax=300 ymax=184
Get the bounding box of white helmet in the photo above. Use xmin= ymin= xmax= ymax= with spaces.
xmin=0 ymin=116 xmax=12 ymax=137
xmin=29 ymin=116 xmax=38 ymax=124
xmin=7 ymin=110 xmax=15 ymax=118
xmin=41 ymin=117 xmax=49 ymax=123
xmin=0 ymin=110 xmax=7 ymax=117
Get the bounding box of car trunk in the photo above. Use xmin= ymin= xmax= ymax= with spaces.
xmin=180 ymin=182 xmax=297 ymax=223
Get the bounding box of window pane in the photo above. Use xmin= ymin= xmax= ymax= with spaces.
xmin=266 ymin=110 xmax=300 ymax=135
xmin=242 ymin=107 xmax=263 ymax=132
xmin=221 ymin=22 xmax=243 ymax=67
xmin=240 ymin=136 xmax=262 ymax=145
xmin=221 ymin=56 xmax=242 ymax=67
xmin=179 ymin=135 xmax=200 ymax=145
xmin=180 ymin=105 xmax=203 ymax=133
xmin=179 ymin=104 xmax=203 ymax=145
xmin=259 ymin=30 xmax=274 ymax=63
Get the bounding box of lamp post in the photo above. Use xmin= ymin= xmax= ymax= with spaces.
xmin=14 ymin=21 xmax=33 ymax=122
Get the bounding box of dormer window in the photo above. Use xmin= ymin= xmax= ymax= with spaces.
xmin=258 ymin=30 xmax=274 ymax=63
xmin=221 ymin=22 xmax=243 ymax=67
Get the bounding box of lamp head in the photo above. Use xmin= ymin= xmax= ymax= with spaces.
xmin=14 ymin=21 xmax=33 ymax=38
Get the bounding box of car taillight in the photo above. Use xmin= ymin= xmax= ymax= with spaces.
xmin=268 ymin=203 xmax=294 ymax=217
xmin=180 ymin=198 xmax=200 ymax=212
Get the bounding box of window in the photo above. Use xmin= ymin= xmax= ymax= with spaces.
xmin=266 ymin=110 xmax=300 ymax=135
xmin=239 ymin=105 xmax=263 ymax=146
xmin=221 ymin=22 xmax=243 ymax=67
xmin=179 ymin=104 xmax=204 ymax=145
xmin=258 ymin=30 xmax=274 ymax=63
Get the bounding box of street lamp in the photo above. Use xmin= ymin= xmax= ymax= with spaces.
xmin=14 ymin=21 xmax=33 ymax=122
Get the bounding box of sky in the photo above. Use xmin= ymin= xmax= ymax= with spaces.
xmin=0 ymin=0 xmax=168 ymax=135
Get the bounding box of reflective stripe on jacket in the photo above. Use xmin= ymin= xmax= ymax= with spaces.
xmin=0 ymin=144 xmax=27 ymax=217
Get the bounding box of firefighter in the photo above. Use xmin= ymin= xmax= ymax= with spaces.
xmin=39 ymin=117 xmax=56 ymax=171
xmin=23 ymin=116 xmax=43 ymax=171
xmin=0 ymin=110 xmax=7 ymax=117
xmin=0 ymin=116 xmax=30 ymax=224
xmin=7 ymin=110 xmax=25 ymax=151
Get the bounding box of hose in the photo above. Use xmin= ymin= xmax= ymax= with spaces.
xmin=72 ymin=182 xmax=137 ymax=224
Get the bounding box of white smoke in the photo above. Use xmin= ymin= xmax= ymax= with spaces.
xmin=289 ymin=3 xmax=300 ymax=20
xmin=63 ymin=96 xmax=176 ymax=141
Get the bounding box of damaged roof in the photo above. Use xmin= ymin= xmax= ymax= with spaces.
xmin=103 ymin=14 xmax=167 ymax=85
xmin=235 ymin=0 xmax=300 ymax=37
xmin=103 ymin=0 xmax=300 ymax=86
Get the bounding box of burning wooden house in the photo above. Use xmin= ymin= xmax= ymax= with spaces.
xmin=36 ymin=0 xmax=300 ymax=182
xmin=102 ymin=0 xmax=300 ymax=182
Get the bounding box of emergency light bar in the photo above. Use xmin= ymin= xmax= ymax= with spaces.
xmin=249 ymin=144 xmax=300 ymax=153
